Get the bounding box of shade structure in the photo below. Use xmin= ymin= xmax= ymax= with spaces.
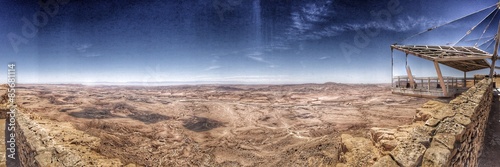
xmin=391 ymin=45 xmax=494 ymax=72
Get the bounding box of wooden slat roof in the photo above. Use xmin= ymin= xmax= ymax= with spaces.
xmin=391 ymin=45 xmax=493 ymax=72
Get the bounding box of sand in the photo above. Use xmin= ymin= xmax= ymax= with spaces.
xmin=14 ymin=83 xmax=429 ymax=166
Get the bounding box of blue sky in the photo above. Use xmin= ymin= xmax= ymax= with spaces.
xmin=1 ymin=0 xmax=499 ymax=84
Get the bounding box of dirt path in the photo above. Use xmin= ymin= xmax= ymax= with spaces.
xmin=478 ymin=89 xmax=500 ymax=166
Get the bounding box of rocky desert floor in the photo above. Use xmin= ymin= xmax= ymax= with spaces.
xmin=10 ymin=83 xmax=432 ymax=166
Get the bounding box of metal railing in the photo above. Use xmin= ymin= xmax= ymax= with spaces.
xmin=392 ymin=76 xmax=469 ymax=97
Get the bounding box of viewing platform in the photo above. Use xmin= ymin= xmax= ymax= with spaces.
xmin=391 ymin=76 xmax=481 ymax=98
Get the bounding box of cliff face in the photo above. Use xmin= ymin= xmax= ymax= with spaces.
xmin=338 ymin=78 xmax=494 ymax=167
xmin=0 ymin=85 xmax=128 ymax=167
xmin=1 ymin=85 xmax=8 ymax=119
xmin=1 ymin=86 xmax=8 ymax=167
xmin=14 ymin=111 xmax=126 ymax=167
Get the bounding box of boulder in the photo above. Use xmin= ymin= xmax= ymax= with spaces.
xmin=422 ymin=143 xmax=451 ymax=167
xmin=372 ymin=155 xmax=399 ymax=167
xmin=390 ymin=141 xmax=426 ymax=167
xmin=339 ymin=134 xmax=381 ymax=166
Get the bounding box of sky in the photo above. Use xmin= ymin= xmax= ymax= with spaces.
xmin=1 ymin=0 xmax=499 ymax=84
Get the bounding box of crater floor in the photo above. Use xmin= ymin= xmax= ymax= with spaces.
xmin=15 ymin=83 xmax=428 ymax=166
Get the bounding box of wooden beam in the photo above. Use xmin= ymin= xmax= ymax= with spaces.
xmin=453 ymin=60 xmax=490 ymax=68
xmin=403 ymin=50 xmax=436 ymax=61
xmin=407 ymin=65 xmax=415 ymax=89
xmin=392 ymin=45 xmax=492 ymax=57
xmin=434 ymin=60 xmax=448 ymax=96
xmin=438 ymin=62 xmax=484 ymax=73
xmin=436 ymin=56 xmax=492 ymax=61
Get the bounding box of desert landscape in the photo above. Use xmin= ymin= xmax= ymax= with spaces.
xmin=4 ymin=83 xmax=431 ymax=166
xmin=3 ymin=1 xmax=500 ymax=166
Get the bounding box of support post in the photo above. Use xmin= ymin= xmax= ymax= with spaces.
xmin=428 ymin=78 xmax=430 ymax=91
xmin=434 ymin=60 xmax=447 ymax=96
xmin=463 ymin=71 xmax=466 ymax=88
xmin=420 ymin=79 xmax=423 ymax=89
xmin=406 ymin=65 xmax=415 ymax=89
xmin=490 ymin=20 xmax=500 ymax=79
xmin=398 ymin=77 xmax=400 ymax=88
xmin=391 ymin=48 xmax=394 ymax=88
xmin=406 ymin=53 xmax=408 ymax=66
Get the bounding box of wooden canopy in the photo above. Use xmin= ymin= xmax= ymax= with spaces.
xmin=391 ymin=45 xmax=494 ymax=72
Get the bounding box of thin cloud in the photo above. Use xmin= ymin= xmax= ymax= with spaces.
xmin=285 ymin=16 xmax=447 ymax=41
xmin=211 ymin=55 xmax=220 ymax=63
xmin=284 ymin=0 xmax=448 ymax=42
xmin=247 ymin=55 xmax=266 ymax=63
xmin=82 ymin=53 xmax=101 ymax=57
xmin=319 ymin=56 xmax=331 ymax=60
xmin=190 ymin=75 xmax=290 ymax=84
xmin=205 ymin=65 xmax=221 ymax=71
xmin=76 ymin=43 xmax=92 ymax=53
xmin=246 ymin=52 xmax=276 ymax=68
xmin=246 ymin=52 xmax=267 ymax=63
xmin=247 ymin=51 xmax=263 ymax=56
xmin=222 ymin=75 xmax=288 ymax=82
xmin=247 ymin=55 xmax=271 ymax=64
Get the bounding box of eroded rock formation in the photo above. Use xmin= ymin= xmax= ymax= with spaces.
xmin=338 ymin=79 xmax=493 ymax=167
